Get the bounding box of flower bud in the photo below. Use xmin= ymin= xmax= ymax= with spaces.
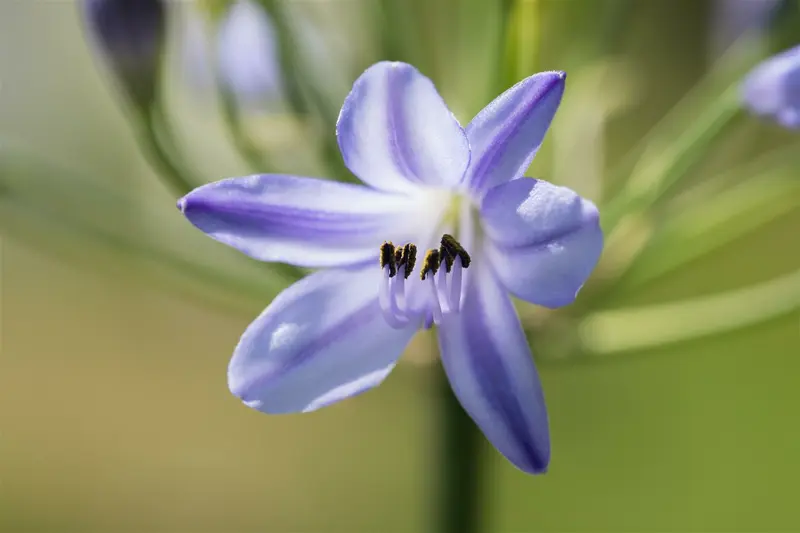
xmin=80 ymin=0 xmax=167 ymax=110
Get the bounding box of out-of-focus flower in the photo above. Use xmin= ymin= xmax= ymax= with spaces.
xmin=80 ymin=0 xmax=167 ymax=110
xmin=180 ymin=0 xmax=282 ymax=108
xmin=709 ymin=0 xmax=780 ymax=59
xmin=741 ymin=44 xmax=800 ymax=129
xmin=177 ymin=62 xmax=604 ymax=474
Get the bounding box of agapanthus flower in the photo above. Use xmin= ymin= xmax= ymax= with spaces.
xmin=742 ymin=44 xmax=800 ymax=129
xmin=80 ymin=0 xmax=167 ymax=109
xmin=178 ymin=62 xmax=604 ymax=474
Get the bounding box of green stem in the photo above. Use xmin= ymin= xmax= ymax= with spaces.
xmin=433 ymin=363 xmax=483 ymax=533
xmin=218 ymin=87 xmax=274 ymax=172
xmin=579 ymin=270 xmax=800 ymax=355
xmin=132 ymin=107 xmax=196 ymax=198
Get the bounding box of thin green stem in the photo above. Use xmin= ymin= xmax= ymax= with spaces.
xmin=579 ymin=270 xmax=800 ymax=355
xmin=433 ymin=362 xmax=483 ymax=533
xmin=132 ymin=107 xmax=196 ymax=198
xmin=218 ymin=87 xmax=274 ymax=172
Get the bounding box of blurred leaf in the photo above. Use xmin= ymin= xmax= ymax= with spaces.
xmin=256 ymin=0 xmax=355 ymax=184
xmin=579 ymin=270 xmax=800 ymax=355
xmin=615 ymin=161 xmax=800 ymax=291
xmin=601 ymin=37 xmax=765 ymax=231
xmin=603 ymin=82 xmax=743 ymax=231
xmin=0 ymin=146 xmax=298 ymax=312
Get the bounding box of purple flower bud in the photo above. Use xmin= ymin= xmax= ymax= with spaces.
xmin=742 ymin=44 xmax=800 ymax=129
xmin=80 ymin=0 xmax=167 ymax=109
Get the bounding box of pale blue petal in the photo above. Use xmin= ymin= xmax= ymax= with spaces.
xmin=481 ymin=178 xmax=603 ymax=308
xmin=437 ymin=262 xmax=550 ymax=474
xmin=742 ymin=44 xmax=800 ymax=129
xmin=337 ymin=62 xmax=471 ymax=193
xmin=178 ymin=174 xmax=436 ymax=268
xmin=463 ymin=71 xmax=565 ymax=195
xmin=229 ymin=265 xmax=420 ymax=414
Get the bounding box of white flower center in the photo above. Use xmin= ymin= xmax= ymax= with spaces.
xmin=377 ymin=191 xmax=475 ymax=330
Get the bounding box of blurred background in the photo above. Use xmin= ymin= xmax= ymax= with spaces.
xmin=1 ymin=0 xmax=799 ymax=531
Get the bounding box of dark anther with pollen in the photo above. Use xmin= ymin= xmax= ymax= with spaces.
xmin=380 ymin=241 xmax=397 ymax=277
xmin=401 ymin=243 xmax=417 ymax=279
xmin=420 ymin=249 xmax=441 ymax=280
xmin=394 ymin=243 xmax=418 ymax=279
xmin=439 ymin=244 xmax=454 ymax=272
xmin=440 ymin=234 xmax=471 ymax=270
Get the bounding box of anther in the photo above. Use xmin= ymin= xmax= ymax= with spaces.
xmin=420 ymin=249 xmax=441 ymax=280
xmin=380 ymin=241 xmax=397 ymax=277
xmin=401 ymin=243 xmax=417 ymax=279
xmin=439 ymin=243 xmax=454 ymax=273
xmin=440 ymin=234 xmax=471 ymax=269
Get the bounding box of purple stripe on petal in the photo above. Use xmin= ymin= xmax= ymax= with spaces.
xmin=437 ymin=262 xmax=550 ymax=474
xmin=336 ymin=62 xmax=470 ymax=192
xmin=464 ymin=71 xmax=566 ymax=196
xmin=461 ymin=313 xmax=547 ymax=473
xmin=236 ymin=298 xmax=379 ymax=397
xmin=229 ymin=265 xmax=420 ymax=414
xmin=386 ymin=65 xmax=423 ymax=184
xmin=179 ymin=174 xmax=433 ymax=268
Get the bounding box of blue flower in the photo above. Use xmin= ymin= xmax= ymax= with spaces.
xmin=178 ymin=62 xmax=604 ymax=474
xmin=742 ymin=44 xmax=800 ymax=129
xmin=80 ymin=0 xmax=167 ymax=109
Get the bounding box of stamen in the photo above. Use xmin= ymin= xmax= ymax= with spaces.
xmin=392 ymin=265 xmax=407 ymax=312
xmin=402 ymin=243 xmax=417 ymax=279
xmin=380 ymin=264 xmax=409 ymax=329
xmin=377 ymin=235 xmax=470 ymax=329
xmin=439 ymin=243 xmax=454 ymax=273
xmin=440 ymin=234 xmax=471 ymax=269
xmin=420 ymin=249 xmax=441 ymax=280
xmin=435 ymin=266 xmax=451 ymax=314
xmin=380 ymin=241 xmax=397 ymax=277
xmin=449 ymin=255 xmax=463 ymax=311
xmin=426 ymin=276 xmax=443 ymax=324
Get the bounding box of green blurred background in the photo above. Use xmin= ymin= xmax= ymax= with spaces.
xmin=1 ymin=0 xmax=799 ymax=531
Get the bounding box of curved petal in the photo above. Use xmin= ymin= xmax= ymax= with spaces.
xmin=741 ymin=44 xmax=800 ymax=129
xmin=336 ymin=61 xmax=471 ymax=193
xmin=437 ymin=262 xmax=550 ymax=474
xmin=481 ymin=178 xmax=603 ymax=308
xmin=229 ymin=265 xmax=420 ymax=414
xmin=178 ymin=174 xmax=439 ymax=267
xmin=463 ymin=71 xmax=566 ymax=196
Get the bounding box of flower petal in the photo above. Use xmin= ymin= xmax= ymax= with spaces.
xmin=336 ymin=61 xmax=471 ymax=193
xmin=463 ymin=71 xmax=566 ymax=195
xmin=229 ymin=265 xmax=420 ymax=414
xmin=741 ymin=44 xmax=800 ymax=129
xmin=437 ymin=262 xmax=550 ymax=474
xmin=178 ymin=174 xmax=439 ymax=267
xmin=481 ymin=178 xmax=603 ymax=308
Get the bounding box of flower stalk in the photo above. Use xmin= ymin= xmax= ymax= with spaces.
xmin=434 ymin=363 xmax=483 ymax=533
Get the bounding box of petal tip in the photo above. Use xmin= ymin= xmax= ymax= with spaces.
xmin=176 ymin=196 xmax=188 ymax=213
